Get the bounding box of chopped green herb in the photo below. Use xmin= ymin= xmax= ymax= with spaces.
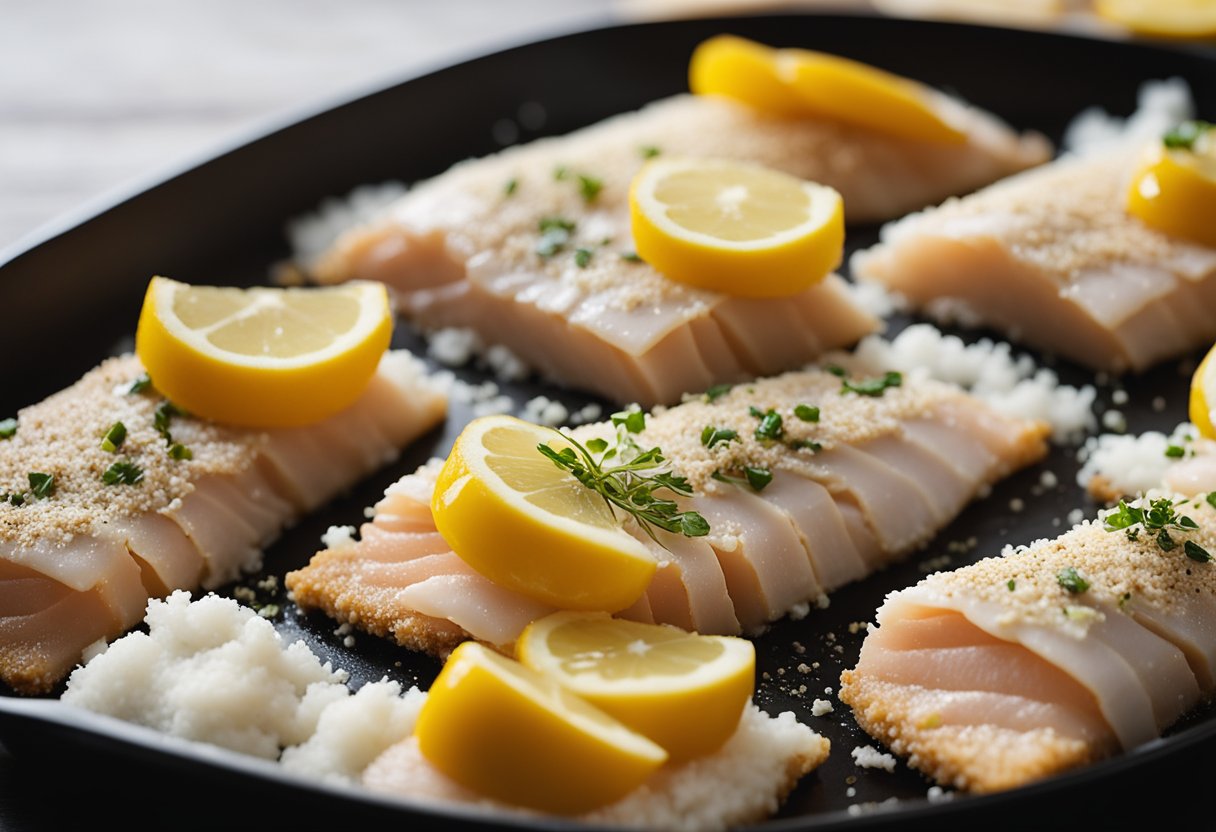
xmin=127 ymin=373 xmax=152 ymax=395
xmin=1056 ymin=566 xmax=1090 ymax=594
xmin=1006 ymin=579 xmax=1016 ymax=591
xmin=788 ymin=438 xmax=822 ymax=452
xmin=100 ymin=421 xmax=127 ymax=453
xmin=1103 ymin=497 xmax=1200 ymax=557
xmin=8 ymin=493 xmax=23 ymax=507
xmin=825 ymin=365 xmax=847 ymax=377
xmin=620 ymin=251 xmax=644 ymax=263
xmin=1119 ymin=592 xmax=1132 ymax=608
xmin=586 ymin=438 xmax=609 ymax=454
xmin=504 ymin=178 xmax=518 ymax=196
xmin=1185 ymin=540 xmax=1213 ymax=563
xmin=704 ymin=383 xmax=733 ymax=402
xmin=168 ymin=443 xmax=193 ymax=461
xmin=754 ymin=409 xmax=784 ymax=442
xmin=700 ymin=426 xmax=739 ymax=449
xmin=0 ymin=418 xmax=15 ymax=439
xmin=794 ymin=404 xmax=820 ymax=423
xmin=536 ymin=216 xmax=576 ymax=258
xmin=154 ymin=401 xmax=185 ymax=443
xmin=748 ymin=405 xmax=764 ymax=419
xmin=102 ymin=461 xmax=144 ymax=486
xmin=1165 ymin=445 xmax=1186 ymax=458
xmin=639 ymin=145 xmax=661 ymax=159
xmin=841 ymin=371 xmax=903 ymax=397
xmin=553 ymin=165 xmax=569 ymax=181
xmin=1163 ymin=120 xmax=1213 ymax=151
xmin=1207 ymin=492 xmax=1216 ymax=510
xmin=712 ymin=466 xmax=773 ymax=492
xmin=577 ymin=174 xmax=603 ymax=203
xmin=27 ymin=472 xmax=54 ymax=500
xmin=536 ymin=426 xmax=708 ymax=545
xmin=574 ymin=248 xmax=593 ymax=268
xmin=1158 ymin=528 xmax=1178 ymax=551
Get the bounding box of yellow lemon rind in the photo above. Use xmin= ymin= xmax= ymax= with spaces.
xmin=517 ymin=611 xmax=756 ymax=762
xmin=135 ymin=277 xmax=393 ymax=428
xmin=432 ymin=417 xmax=658 ymax=612
xmin=415 ymin=642 xmax=667 ymax=815
xmin=1126 ymin=146 xmax=1216 ymax=250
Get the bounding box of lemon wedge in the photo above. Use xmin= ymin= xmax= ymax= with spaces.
xmin=1096 ymin=0 xmax=1216 ymax=38
xmin=135 ymin=276 xmax=392 ymax=428
xmin=629 ymin=157 xmax=844 ymax=297
xmin=431 ymin=415 xmax=657 ymax=611
xmin=1190 ymin=342 xmax=1216 ymax=439
xmin=1126 ymin=123 xmax=1216 ymax=249
xmin=415 ymin=642 xmax=667 ymax=814
xmin=689 ymin=34 xmax=966 ymax=144
xmin=517 ymin=612 xmax=755 ymax=762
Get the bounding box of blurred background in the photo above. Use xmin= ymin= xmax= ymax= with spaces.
xmin=2 ymin=0 xmax=1209 ymax=254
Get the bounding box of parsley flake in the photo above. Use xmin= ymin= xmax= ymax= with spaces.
xmin=712 ymin=466 xmax=773 ymax=492
xmin=794 ymin=404 xmax=820 ymax=423
xmin=1163 ymin=120 xmax=1213 ymax=151
xmin=102 ymin=461 xmax=144 ymax=486
xmin=127 ymin=373 xmax=152 ymax=395
xmin=0 ymin=418 xmax=15 ymax=439
xmin=754 ymin=409 xmax=784 ymax=442
xmin=700 ymin=426 xmax=739 ymax=449
xmin=504 ymin=178 xmax=518 ymax=196
xmin=1056 ymin=566 xmax=1090 ymax=594
xmin=1185 ymin=540 xmax=1213 ymax=563
xmin=704 ymin=383 xmax=733 ymax=402
xmin=577 ymin=174 xmax=603 ymax=203
xmin=168 ymin=443 xmax=193 ymax=461
xmin=27 ymin=472 xmax=55 ymax=500
xmin=574 ymin=248 xmax=593 ymax=268
xmin=841 ymin=371 xmax=903 ymax=397
xmin=100 ymin=421 xmax=127 ymax=453
xmin=1006 ymin=579 xmax=1016 ymax=591
xmin=1165 ymin=445 xmax=1186 ymax=458
xmin=620 ymin=251 xmax=644 ymax=263
xmin=536 ymin=216 xmax=575 ymax=258
xmin=639 ymin=145 xmax=661 ymax=159
xmin=610 ymin=406 xmax=646 ymax=435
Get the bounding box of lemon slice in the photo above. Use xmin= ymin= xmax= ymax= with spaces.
xmin=1190 ymin=342 xmax=1216 ymax=439
xmin=1126 ymin=125 xmax=1216 ymax=249
xmin=688 ymin=34 xmax=808 ymax=118
xmin=416 ymin=641 xmax=667 ymax=814
xmin=431 ymin=415 xmax=657 ymax=611
xmin=135 ymin=276 xmax=392 ymax=428
xmin=688 ymin=34 xmax=966 ymax=144
xmin=1096 ymin=0 xmax=1216 ymax=38
xmin=517 ymin=612 xmax=755 ymax=762
xmin=629 ymin=157 xmax=844 ymax=298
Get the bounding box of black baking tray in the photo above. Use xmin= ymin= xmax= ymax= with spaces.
xmin=1 ymin=13 xmax=1215 ymax=831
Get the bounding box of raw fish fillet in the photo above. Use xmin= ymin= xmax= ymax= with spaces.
xmin=312 ymin=94 xmax=1049 ymax=406
xmin=286 ymin=368 xmax=1048 ymax=655
xmin=362 ymin=704 xmax=829 ymax=830
xmin=840 ymin=495 xmax=1216 ymax=792
xmin=853 ymin=150 xmax=1216 ymax=372
xmin=0 ymin=351 xmax=446 ymax=694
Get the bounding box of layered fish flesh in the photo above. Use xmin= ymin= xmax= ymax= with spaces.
xmin=0 ymin=351 xmax=446 ymax=694
xmin=286 ymin=367 xmax=1049 ymax=656
xmin=853 ymin=150 xmax=1216 ymax=373
xmin=310 ymin=94 xmax=1049 ymax=406
xmin=840 ymin=494 xmax=1216 ymax=792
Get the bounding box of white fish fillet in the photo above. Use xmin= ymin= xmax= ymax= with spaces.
xmin=0 ymin=351 xmax=446 ymax=694
xmin=841 ymin=495 xmax=1216 ymax=792
xmin=313 ymin=94 xmax=1049 ymax=405
xmin=853 ymin=150 xmax=1216 ymax=372
xmin=286 ymin=367 xmax=1048 ymax=652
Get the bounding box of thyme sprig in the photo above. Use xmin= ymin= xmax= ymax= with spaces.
xmin=1104 ymin=496 xmax=1210 ymax=561
xmin=536 ymin=412 xmax=709 ymax=545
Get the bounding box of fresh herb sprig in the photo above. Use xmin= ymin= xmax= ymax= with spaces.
xmin=1104 ymin=496 xmax=1212 ymax=561
xmin=536 ymin=412 xmax=709 ymax=545
xmin=1163 ymin=120 xmax=1213 ymax=151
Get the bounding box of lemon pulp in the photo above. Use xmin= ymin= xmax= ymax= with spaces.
xmin=431 ymin=415 xmax=657 ymax=611
xmin=629 ymin=157 xmax=844 ymax=298
xmin=135 ymin=276 xmax=392 ymax=428
xmin=517 ymin=611 xmax=755 ymax=761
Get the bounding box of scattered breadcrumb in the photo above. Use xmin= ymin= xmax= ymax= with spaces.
xmin=851 ymin=745 xmax=897 ymax=772
xmin=322 ymin=525 xmax=358 ymax=549
xmin=811 ymin=699 xmax=834 ymax=717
